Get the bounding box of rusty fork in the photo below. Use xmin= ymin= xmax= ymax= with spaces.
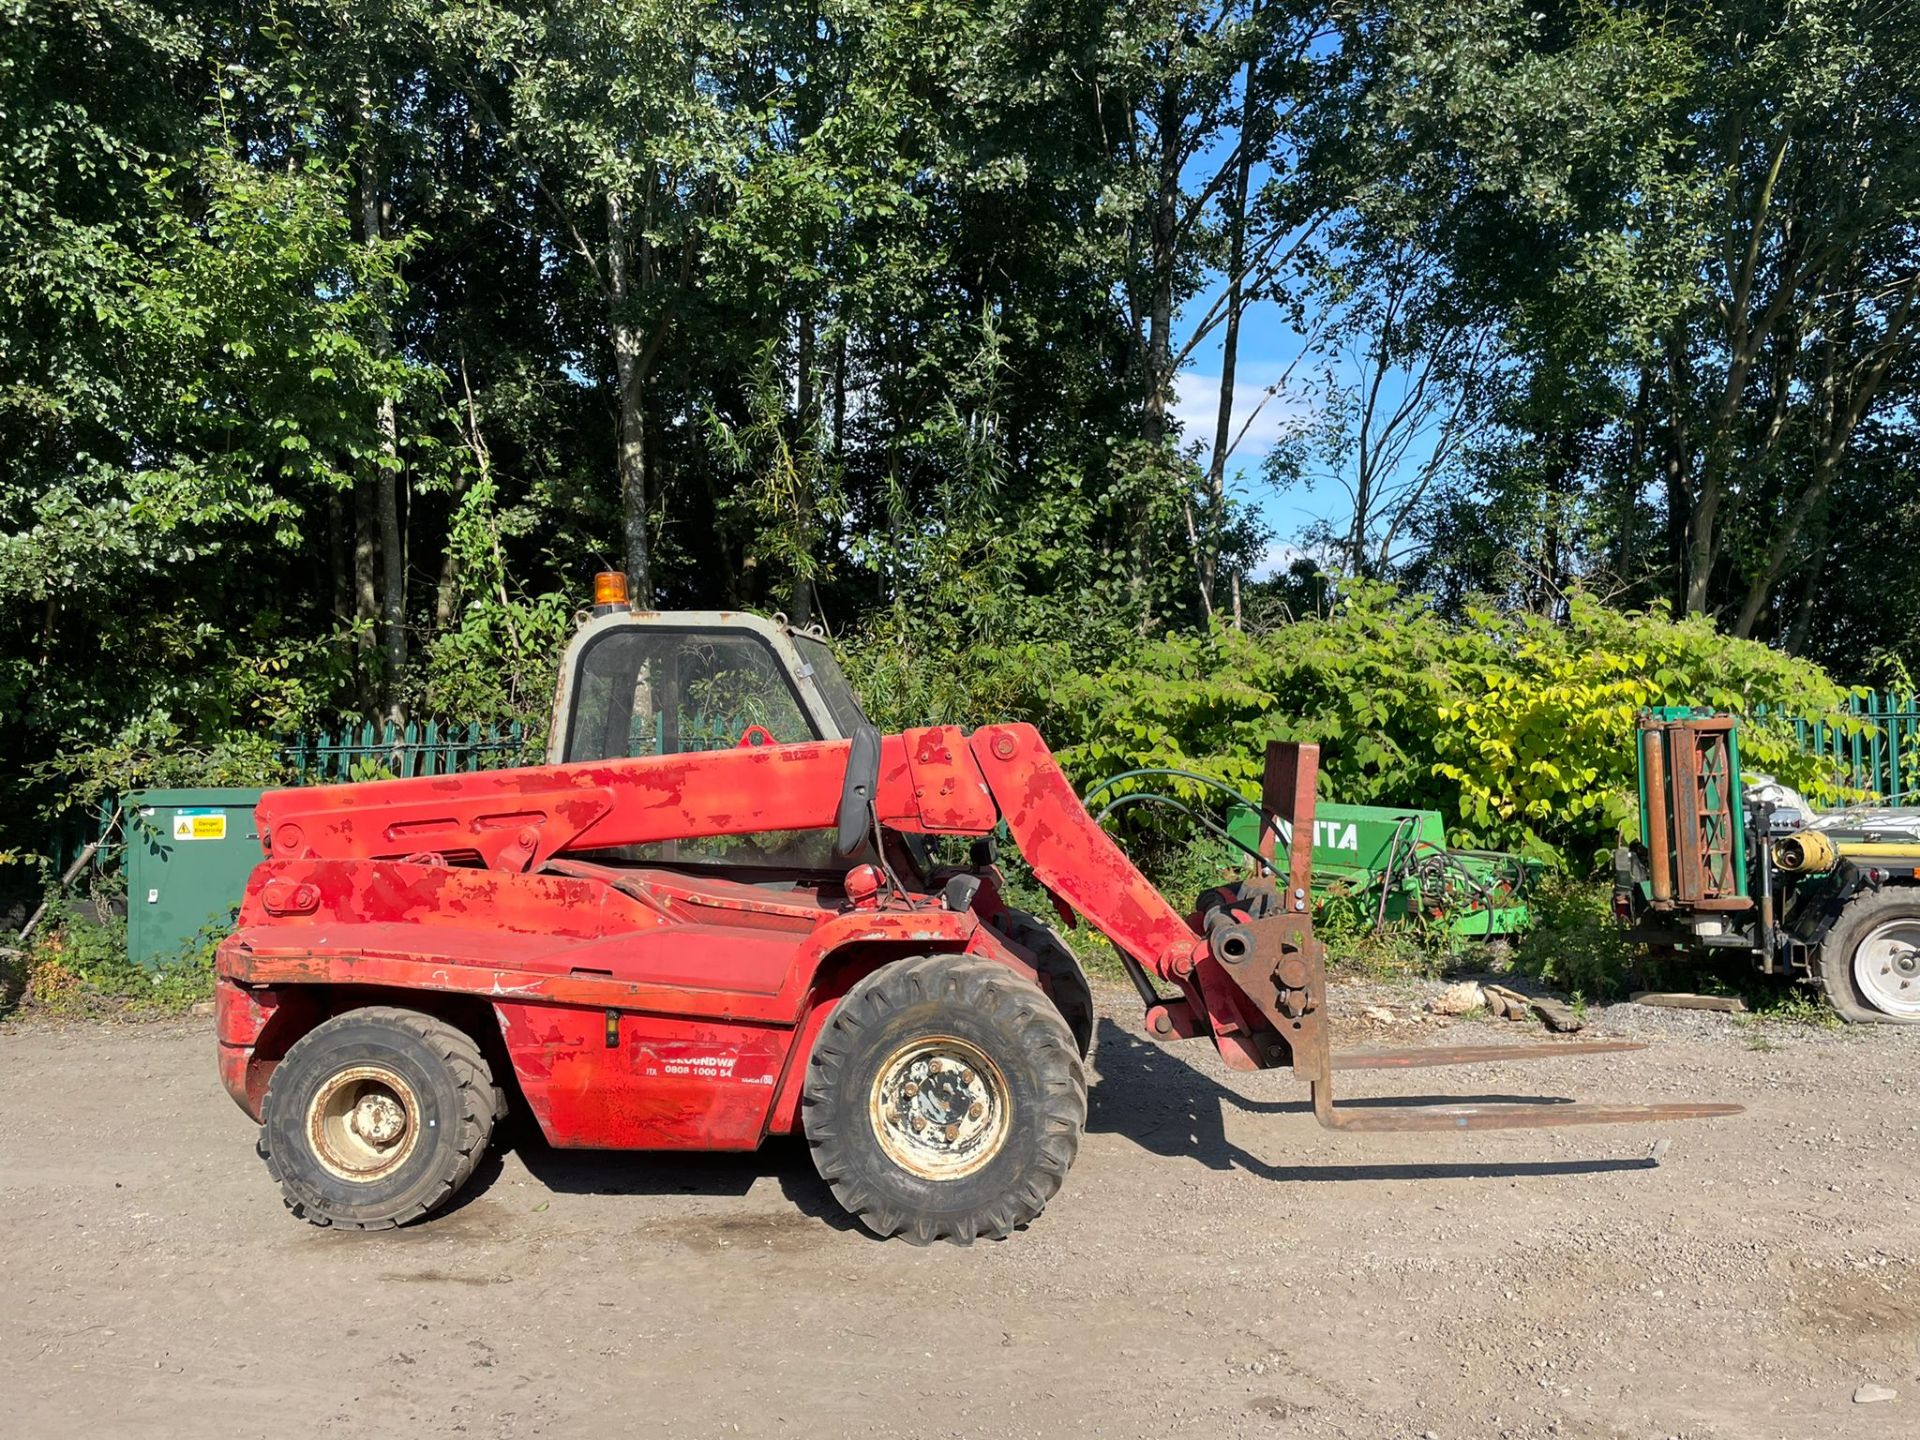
xmin=1209 ymin=741 xmax=1743 ymax=1133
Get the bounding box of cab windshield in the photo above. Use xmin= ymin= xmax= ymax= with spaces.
xmin=794 ymin=636 xmax=868 ymax=737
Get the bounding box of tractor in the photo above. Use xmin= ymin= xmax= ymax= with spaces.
xmin=1616 ymin=707 xmax=1920 ymax=1022
xmin=215 ymin=575 xmax=1737 ymax=1244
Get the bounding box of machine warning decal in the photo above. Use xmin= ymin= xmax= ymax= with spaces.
xmin=172 ymin=809 xmax=227 ymax=841
xmin=635 ymin=1041 xmax=779 ymax=1086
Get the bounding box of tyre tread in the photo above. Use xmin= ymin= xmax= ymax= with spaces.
xmin=257 ymin=1005 xmax=503 ymax=1230
xmin=802 ymin=955 xmax=1086 ymax=1245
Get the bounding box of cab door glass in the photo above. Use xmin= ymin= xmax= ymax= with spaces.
xmin=560 ymin=627 xmax=833 ymax=870
xmin=564 ymin=628 xmax=818 ymax=762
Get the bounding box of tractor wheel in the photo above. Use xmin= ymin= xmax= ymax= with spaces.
xmin=802 ymin=955 xmax=1087 ymax=1245
xmin=1003 ymin=909 xmax=1095 ymax=1060
xmin=257 ymin=1007 xmax=505 ymax=1229
xmin=1816 ymin=887 xmax=1920 ymax=1024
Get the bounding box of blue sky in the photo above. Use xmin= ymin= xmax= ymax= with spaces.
xmin=1169 ymin=272 xmax=1337 ymax=576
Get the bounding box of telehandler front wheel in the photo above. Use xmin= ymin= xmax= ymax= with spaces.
xmin=802 ymin=955 xmax=1087 ymax=1245
xmin=258 ymin=1007 xmax=505 ymax=1229
xmin=1000 ymin=908 xmax=1095 ymax=1059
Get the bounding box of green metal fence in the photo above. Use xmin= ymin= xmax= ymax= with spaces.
xmin=23 ymin=723 xmax=535 ymax=903
xmin=281 ymin=720 xmax=534 ymax=781
xmin=1787 ymin=692 xmax=1920 ymax=804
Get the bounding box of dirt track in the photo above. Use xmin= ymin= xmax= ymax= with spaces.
xmin=3 ymin=984 xmax=1917 ymax=1439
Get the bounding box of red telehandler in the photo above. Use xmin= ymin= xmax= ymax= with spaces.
xmin=215 ymin=575 xmax=1738 ymax=1243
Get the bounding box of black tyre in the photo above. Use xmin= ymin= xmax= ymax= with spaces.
xmin=1002 ymin=909 xmax=1095 ymax=1060
xmin=802 ymin=955 xmax=1087 ymax=1245
xmin=258 ymin=1006 xmax=505 ymax=1229
xmin=1816 ymin=886 xmax=1920 ymax=1024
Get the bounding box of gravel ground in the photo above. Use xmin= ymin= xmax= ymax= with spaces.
xmin=2 ymin=982 xmax=1916 ymax=1440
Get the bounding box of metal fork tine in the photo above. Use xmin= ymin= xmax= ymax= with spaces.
xmin=1331 ymin=1041 xmax=1647 ymax=1070
xmin=1314 ymin=1100 xmax=1744 ymax=1132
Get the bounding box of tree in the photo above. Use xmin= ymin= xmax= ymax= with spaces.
xmin=447 ymin=0 xmax=738 ymax=603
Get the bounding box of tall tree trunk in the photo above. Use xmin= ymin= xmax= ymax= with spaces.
xmin=1684 ymin=459 xmax=1723 ymax=617
xmin=354 ymin=82 xmax=406 ymax=726
xmin=433 ymin=533 xmax=460 ymax=631
xmin=353 ymin=477 xmax=379 ymax=710
xmin=1784 ymin=512 xmax=1828 ymax=657
xmin=1141 ymin=81 xmax=1183 ymax=439
xmin=792 ymin=308 xmax=817 ymax=626
xmin=607 ymin=194 xmax=652 ymax=602
xmin=1661 ymin=334 xmax=1692 ymax=614
xmin=327 ymin=491 xmax=351 ymax=625
xmin=1201 ymin=54 xmax=1257 ymax=624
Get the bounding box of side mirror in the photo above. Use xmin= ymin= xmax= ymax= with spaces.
xmin=834 ymin=724 xmax=882 ymax=860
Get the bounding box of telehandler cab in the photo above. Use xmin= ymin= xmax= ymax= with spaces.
xmin=215 ymin=574 xmax=1738 ymax=1243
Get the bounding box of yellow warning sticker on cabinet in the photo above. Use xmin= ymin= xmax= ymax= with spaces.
xmin=172 ymin=810 xmax=227 ymax=841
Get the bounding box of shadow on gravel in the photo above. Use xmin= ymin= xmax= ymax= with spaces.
xmin=1086 ymin=1019 xmax=1657 ymax=1183
xmin=504 ymin=1130 xmax=873 ymax=1237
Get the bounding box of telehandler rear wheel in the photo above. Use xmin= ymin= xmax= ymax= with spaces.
xmin=258 ymin=1007 xmax=505 ymax=1229
xmin=802 ymin=955 xmax=1087 ymax=1245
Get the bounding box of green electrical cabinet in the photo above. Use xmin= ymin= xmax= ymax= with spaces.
xmin=126 ymin=788 xmax=266 ymax=969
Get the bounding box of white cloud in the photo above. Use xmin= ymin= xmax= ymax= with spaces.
xmin=1171 ymin=371 xmax=1317 ymax=466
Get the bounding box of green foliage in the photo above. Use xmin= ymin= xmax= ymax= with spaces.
xmin=1038 ymin=582 xmax=1854 ymax=866
xmin=1506 ymin=876 xmax=1636 ymax=1000
xmin=1316 ymin=905 xmax=1457 ymax=982
xmin=40 ymin=718 xmax=292 ymax=810
xmin=412 ymin=474 xmax=575 ymax=730
xmin=9 ymin=890 xmax=215 ymax=1017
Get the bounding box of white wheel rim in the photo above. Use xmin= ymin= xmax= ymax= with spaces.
xmin=307 ymin=1064 xmax=422 ymax=1182
xmin=1853 ymin=918 xmax=1920 ymax=1018
xmin=869 ymin=1036 xmax=1010 ymax=1181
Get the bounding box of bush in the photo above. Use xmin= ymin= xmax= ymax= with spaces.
xmin=1028 ymin=583 xmax=1857 ymax=868
xmin=9 ymin=891 xmax=216 ymax=1017
xmin=1506 ymin=877 xmax=1637 ymax=999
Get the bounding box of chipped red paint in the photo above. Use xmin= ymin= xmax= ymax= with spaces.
xmin=901 ymin=725 xmax=998 ymax=833
xmin=254 ymin=734 xmax=956 ymax=873
xmin=495 ymin=1003 xmax=788 ymax=1150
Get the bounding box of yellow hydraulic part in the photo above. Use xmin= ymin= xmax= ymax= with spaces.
xmin=1772 ymin=830 xmax=1920 ymax=874
xmin=1773 ymin=831 xmax=1839 ymax=873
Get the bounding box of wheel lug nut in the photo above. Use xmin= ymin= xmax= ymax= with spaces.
xmin=904 ymin=1082 xmax=919 ymax=1097
xmin=960 ymin=1068 xmax=974 ymax=1084
xmin=943 ymin=1123 xmax=960 ymax=1142
xmin=911 ymin=1114 xmax=926 ymax=1132
xmin=968 ymin=1101 xmax=984 ymax=1119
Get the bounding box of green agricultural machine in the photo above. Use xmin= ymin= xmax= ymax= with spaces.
xmin=1076 ymin=766 xmax=1544 ymax=940
xmin=1613 ymin=707 xmax=1920 ymax=1023
xmin=1221 ymin=801 xmax=1540 ymax=937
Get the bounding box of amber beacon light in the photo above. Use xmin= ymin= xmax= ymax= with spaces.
xmin=592 ymin=570 xmax=630 ymax=611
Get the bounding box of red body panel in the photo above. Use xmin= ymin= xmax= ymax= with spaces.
xmin=215 ymin=722 xmax=1206 ymax=1151
xmin=495 ymin=1003 xmax=789 ymax=1150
